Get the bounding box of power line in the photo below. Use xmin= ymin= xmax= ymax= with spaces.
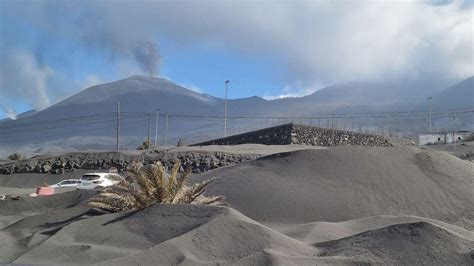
xmin=0 ymin=113 xmax=116 ymax=129
xmin=167 ymin=120 xmax=226 ymax=139
xmin=0 ymin=112 xmax=151 ymax=130
xmin=0 ymin=116 xmax=146 ymax=135
xmin=0 ymin=117 xmax=149 ymax=144
xmin=1 ymin=107 xmax=472 ymax=131
xmin=120 ymin=107 xmax=474 ymax=120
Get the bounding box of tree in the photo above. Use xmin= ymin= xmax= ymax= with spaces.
xmin=89 ymin=161 xmax=223 ymax=212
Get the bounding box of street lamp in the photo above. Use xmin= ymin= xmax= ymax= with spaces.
xmin=452 ymin=115 xmax=456 ymax=149
xmin=427 ymin=97 xmax=432 ymax=133
xmin=154 ymin=108 xmax=159 ymax=147
xmin=224 ymin=80 xmax=230 ymax=137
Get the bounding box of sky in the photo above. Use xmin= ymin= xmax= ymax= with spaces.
xmin=0 ymin=0 xmax=473 ymax=119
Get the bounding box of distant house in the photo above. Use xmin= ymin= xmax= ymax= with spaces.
xmin=418 ymin=131 xmax=472 ymax=146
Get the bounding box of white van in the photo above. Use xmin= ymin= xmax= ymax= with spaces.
xmin=77 ymin=173 xmax=124 ymax=190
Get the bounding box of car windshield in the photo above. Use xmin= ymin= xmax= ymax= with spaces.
xmin=81 ymin=175 xmax=101 ymax=181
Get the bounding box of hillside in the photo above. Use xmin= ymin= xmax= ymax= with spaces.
xmin=0 ymin=75 xmax=472 ymax=156
xmin=432 ymin=76 xmax=474 ymax=109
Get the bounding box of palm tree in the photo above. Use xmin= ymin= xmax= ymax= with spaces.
xmin=89 ymin=161 xmax=223 ymax=212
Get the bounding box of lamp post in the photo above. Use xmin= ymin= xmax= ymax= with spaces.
xmin=116 ymin=100 xmax=120 ymax=151
xmin=452 ymin=115 xmax=456 ymax=149
xmin=154 ymin=109 xmax=159 ymax=147
xmin=427 ymin=97 xmax=432 ymax=133
xmin=224 ymin=80 xmax=230 ymax=137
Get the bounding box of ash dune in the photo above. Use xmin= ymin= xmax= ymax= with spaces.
xmin=0 ymin=145 xmax=473 ymax=264
xmin=200 ymin=146 xmax=474 ymax=227
xmin=274 ymin=215 xmax=474 ymax=244
xmin=14 ymin=205 xmax=319 ymax=265
xmin=315 ymin=221 xmax=473 ymax=265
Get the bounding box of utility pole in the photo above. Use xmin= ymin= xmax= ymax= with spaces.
xmin=224 ymin=80 xmax=230 ymax=137
xmin=116 ymin=100 xmax=120 ymax=151
xmin=165 ymin=114 xmax=169 ymax=147
xmin=154 ymin=109 xmax=159 ymax=146
xmin=147 ymin=111 xmax=151 ymax=143
xmin=452 ymin=115 xmax=456 ymax=149
xmin=427 ymin=96 xmax=433 ymax=133
xmin=331 ymin=112 xmax=334 ymax=146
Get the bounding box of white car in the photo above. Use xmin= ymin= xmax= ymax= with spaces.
xmin=77 ymin=173 xmax=124 ymax=190
xmin=49 ymin=179 xmax=81 ymax=189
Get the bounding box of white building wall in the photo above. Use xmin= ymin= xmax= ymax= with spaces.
xmin=419 ymin=133 xmax=446 ymax=146
xmin=446 ymin=132 xmax=471 ymax=143
xmin=419 ymin=131 xmax=472 ymax=146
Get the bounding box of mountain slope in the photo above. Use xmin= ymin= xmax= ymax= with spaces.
xmin=432 ymin=76 xmax=473 ymax=109
xmin=0 ymin=75 xmax=471 ymax=154
xmin=38 ymin=75 xmax=221 ymax=117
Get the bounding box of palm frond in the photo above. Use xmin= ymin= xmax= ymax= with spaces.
xmin=89 ymin=161 xmax=223 ymax=212
xmin=166 ymin=161 xmax=181 ymax=197
xmin=193 ymin=195 xmax=225 ymax=205
xmin=189 ymin=177 xmax=216 ymax=201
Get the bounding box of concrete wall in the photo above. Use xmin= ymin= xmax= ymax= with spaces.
xmin=193 ymin=123 xmax=392 ymax=147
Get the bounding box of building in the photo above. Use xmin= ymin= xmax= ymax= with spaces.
xmin=418 ymin=131 xmax=472 ymax=146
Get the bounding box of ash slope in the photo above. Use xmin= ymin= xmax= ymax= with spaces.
xmin=0 ymin=145 xmax=473 ymax=265
xmin=200 ymin=145 xmax=474 ymax=228
xmin=5 ymin=204 xmax=473 ymax=265
xmin=314 ymin=221 xmax=473 ymax=265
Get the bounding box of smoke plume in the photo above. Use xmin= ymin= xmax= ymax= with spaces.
xmin=2 ymin=107 xmax=17 ymax=120
xmin=133 ymin=42 xmax=161 ymax=77
xmin=0 ymin=49 xmax=51 ymax=112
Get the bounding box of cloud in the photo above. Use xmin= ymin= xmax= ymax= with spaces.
xmin=263 ymin=82 xmax=323 ymax=100
xmin=100 ymin=0 xmax=470 ymax=86
xmin=182 ymin=84 xmax=203 ymax=94
xmin=82 ymin=74 xmax=104 ymax=89
xmin=0 ymin=49 xmax=52 ymax=111
xmin=1 ymin=0 xmax=473 ymax=105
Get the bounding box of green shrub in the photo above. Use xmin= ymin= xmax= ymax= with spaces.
xmin=177 ymin=138 xmax=188 ymax=147
xmin=7 ymin=153 xmax=23 ymax=161
xmin=137 ymin=140 xmax=153 ymax=150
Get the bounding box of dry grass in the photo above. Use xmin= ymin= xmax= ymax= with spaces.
xmin=89 ymin=161 xmax=223 ymax=212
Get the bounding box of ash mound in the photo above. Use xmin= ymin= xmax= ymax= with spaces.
xmin=200 ymin=145 xmax=474 ymax=227
xmin=315 ymin=221 xmax=474 ymax=265
xmin=12 ymin=204 xmax=320 ymax=265
xmin=1 ymin=145 xmax=472 ymax=264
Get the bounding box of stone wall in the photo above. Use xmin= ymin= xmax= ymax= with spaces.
xmin=193 ymin=123 xmax=392 ymax=147
xmin=0 ymin=151 xmax=260 ymax=175
xmin=291 ymin=124 xmax=391 ymax=146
